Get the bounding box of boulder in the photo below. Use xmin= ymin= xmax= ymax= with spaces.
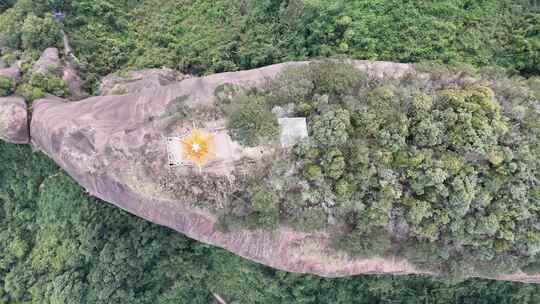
xmin=0 ymin=66 xmax=21 ymax=83
xmin=0 ymin=96 xmax=28 ymax=144
xmin=31 ymin=47 xmax=86 ymax=99
xmin=32 ymin=47 xmax=62 ymax=75
xmin=98 ymin=68 xmax=186 ymax=95
xmin=28 ymin=60 xmax=540 ymax=283
xmin=63 ymin=63 xmax=85 ymax=99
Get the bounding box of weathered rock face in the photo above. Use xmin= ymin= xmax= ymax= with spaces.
xmin=0 ymin=96 xmax=28 ymax=144
xmin=62 ymin=64 xmax=85 ymax=99
xmin=31 ymin=47 xmax=86 ymax=99
xmin=98 ymin=68 xmax=186 ymax=96
xmin=27 ymin=60 xmax=540 ymax=283
xmin=61 ymin=33 xmax=86 ymax=100
xmin=0 ymin=66 xmax=21 ymax=83
xmin=32 ymin=47 xmax=62 ymax=75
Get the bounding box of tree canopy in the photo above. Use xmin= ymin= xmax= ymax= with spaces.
xmin=1 ymin=0 xmax=540 ymax=301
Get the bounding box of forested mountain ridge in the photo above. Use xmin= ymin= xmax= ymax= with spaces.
xmin=2 ymin=55 xmax=539 ymax=284
xmin=1 ymin=0 xmax=540 ymax=302
xmin=1 ymin=0 xmax=538 ymax=91
xmin=0 ymin=57 xmax=536 ymax=302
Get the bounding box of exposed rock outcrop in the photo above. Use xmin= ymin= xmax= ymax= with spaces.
xmin=0 ymin=96 xmax=28 ymax=144
xmin=0 ymin=66 xmax=21 ymax=83
xmin=21 ymin=60 xmax=540 ymax=283
xmin=31 ymin=47 xmax=86 ymax=99
xmin=32 ymin=47 xmax=62 ymax=75
xmin=61 ymin=31 xmax=85 ymax=99
xmin=62 ymin=64 xmax=85 ymax=99
xmin=98 ymin=68 xmax=186 ymax=95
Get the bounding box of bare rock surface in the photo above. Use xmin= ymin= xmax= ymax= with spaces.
xmin=0 ymin=66 xmax=21 ymax=83
xmin=30 ymin=47 xmax=86 ymax=99
xmin=0 ymin=96 xmax=28 ymax=144
xmin=32 ymin=47 xmax=62 ymax=75
xmin=28 ymin=60 xmax=540 ymax=282
xmin=61 ymin=32 xmax=86 ymax=99
xmin=98 ymin=68 xmax=186 ymax=96
xmin=63 ymin=64 xmax=85 ymax=99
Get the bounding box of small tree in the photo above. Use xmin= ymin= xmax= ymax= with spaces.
xmin=21 ymin=13 xmax=61 ymax=51
xmin=310 ymin=108 xmax=350 ymax=147
xmin=0 ymin=76 xmax=13 ymax=96
xmin=226 ymin=95 xmax=279 ymax=147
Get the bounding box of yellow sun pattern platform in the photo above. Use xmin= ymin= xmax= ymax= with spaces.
xmin=167 ymin=128 xmax=216 ymax=170
xmin=166 ymin=118 xmax=308 ymax=172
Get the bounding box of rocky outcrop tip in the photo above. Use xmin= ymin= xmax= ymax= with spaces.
xmin=0 ymin=96 xmax=28 ymax=144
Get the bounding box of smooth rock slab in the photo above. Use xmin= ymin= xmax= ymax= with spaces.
xmin=0 ymin=66 xmax=21 ymax=83
xmin=63 ymin=63 xmax=85 ymax=100
xmin=0 ymin=96 xmax=28 ymax=144
xmin=32 ymin=47 xmax=62 ymax=75
xmin=99 ymin=68 xmax=186 ymax=96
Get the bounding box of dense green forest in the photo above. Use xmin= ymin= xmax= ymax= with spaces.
xmin=1 ymin=0 xmax=540 ymax=302
xmin=2 ymin=139 xmax=540 ymax=304
xmin=211 ymin=61 xmax=540 ymax=280
xmin=1 ymin=0 xmax=539 ymax=90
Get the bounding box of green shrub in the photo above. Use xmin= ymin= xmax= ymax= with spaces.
xmin=0 ymin=76 xmax=13 ymax=96
xmin=1 ymin=51 xmax=17 ymax=66
xmin=15 ymin=83 xmax=44 ymax=101
xmin=15 ymin=73 xmax=68 ymax=102
xmin=249 ymin=185 xmax=280 ymax=230
xmin=310 ymin=108 xmax=350 ymax=147
xmin=266 ymin=65 xmax=314 ymax=106
xmin=321 ymin=148 xmax=345 ymax=180
xmin=304 ymin=164 xmax=323 ymax=182
xmin=3 ymin=0 xmax=534 ymax=92
xmin=333 ymin=229 xmax=393 ymax=258
xmin=521 ymin=260 xmax=540 ymax=275
xmin=233 ymin=62 xmax=540 ymax=277
xmin=214 ymin=83 xmax=245 ymax=105
xmin=214 ymin=185 xmax=280 ymax=232
xmin=0 ymin=0 xmax=16 ymax=12
xmin=334 ymin=178 xmax=356 ymax=203
xmin=289 ymin=207 xmax=328 ymax=232
xmin=436 ymin=87 xmax=507 ymax=154
xmin=406 ymin=200 xmax=433 ymax=226
xmin=259 ymin=62 xmax=540 ymax=278
xmin=0 ymin=4 xmax=24 ymax=48
xmin=21 ymin=13 xmax=61 ymax=51
xmin=308 ymin=60 xmax=366 ymax=97
xmin=0 ymin=2 xmax=60 ymax=51
xmin=411 ymin=116 xmax=445 ymax=147
xmin=401 ymin=240 xmax=449 ymax=273
xmin=226 ymin=95 xmax=279 ymax=147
